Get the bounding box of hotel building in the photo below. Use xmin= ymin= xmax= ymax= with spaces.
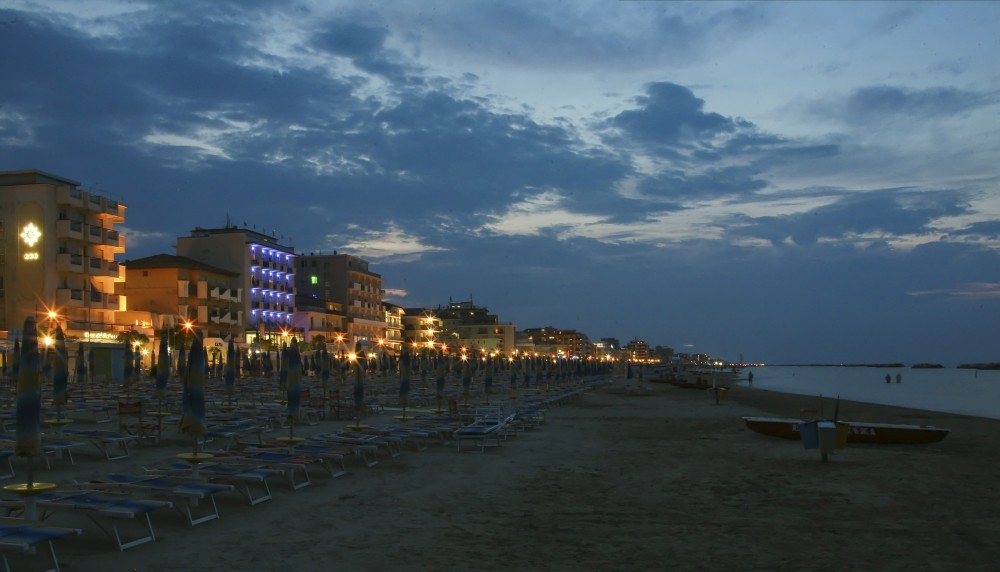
xmin=295 ymin=252 xmax=385 ymax=348
xmin=118 ymin=253 xmax=242 ymax=340
xmin=0 ymin=170 xmax=126 ymax=340
xmin=175 ymin=226 xmax=296 ymax=346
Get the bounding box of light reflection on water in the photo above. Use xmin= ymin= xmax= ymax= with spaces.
xmin=746 ymin=366 xmax=1000 ymax=420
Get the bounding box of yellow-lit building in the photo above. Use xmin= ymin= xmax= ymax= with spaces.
xmin=118 ymin=253 xmax=242 ymax=339
xmin=0 ymin=170 xmax=126 ymax=340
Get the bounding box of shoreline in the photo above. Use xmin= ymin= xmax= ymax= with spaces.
xmin=5 ymin=377 xmax=998 ymax=571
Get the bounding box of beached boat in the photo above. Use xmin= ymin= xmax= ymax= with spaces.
xmin=742 ymin=416 xmax=950 ymax=444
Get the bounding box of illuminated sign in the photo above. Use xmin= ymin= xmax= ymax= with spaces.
xmin=20 ymin=223 xmax=41 ymax=247
xmin=20 ymin=222 xmax=41 ymax=261
xmin=84 ymin=331 xmax=118 ymax=341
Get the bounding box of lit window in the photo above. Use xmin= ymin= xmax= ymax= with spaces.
xmin=310 ymin=276 xmax=318 ymax=285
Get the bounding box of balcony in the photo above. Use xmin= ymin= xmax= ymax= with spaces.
xmin=103 ymin=199 xmax=125 ymax=221
xmin=86 ymin=193 xmax=103 ymax=213
xmin=56 ymin=253 xmax=84 ymax=273
xmin=56 ymin=288 xmax=85 ymax=308
xmin=55 ymin=219 xmax=84 ymax=240
xmin=104 ymin=229 xmax=125 ymax=252
xmin=86 ymin=224 xmax=104 ymax=244
xmin=56 ymin=187 xmax=84 ymax=207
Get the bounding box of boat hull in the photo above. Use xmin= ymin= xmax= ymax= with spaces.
xmin=742 ymin=416 xmax=950 ymax=444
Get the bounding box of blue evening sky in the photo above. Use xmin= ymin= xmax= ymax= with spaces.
xmin=2 ymin=1 xmax=998 ymax=364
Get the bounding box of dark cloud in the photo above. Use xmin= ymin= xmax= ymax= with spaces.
xmin=312 ymin=21 xmax=417 ymax=83
xmin=610 ymin=82 xmax=735 ymax=147
xmin=399 ymin=2 xmax=770 ymax=70
xmin=823 ymin=85 xmax=993 ymax=125
xmin=735 ymin=189 xmax=966 ymax=246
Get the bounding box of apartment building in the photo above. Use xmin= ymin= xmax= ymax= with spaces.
xmin=295 ymin=252 xmax=384 ymax=348
xmin=431 ymin=299 xmax=515 ymax=356
xmin=176 ymin=226 xmax=295 ymax=346
xmin=0 ymin=170 xmax=126 ymax=339
xmin=118 ymin=253 xmax=242 ymax=339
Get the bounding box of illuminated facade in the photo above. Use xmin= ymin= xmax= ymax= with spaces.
xmin=119 ymin=254 xmax=242 ymax=339
xmin=175 ymin=226 xmax=295 ymax=346
xmin=520 ymin=326 xmax=591 ymax=358
xmin=295 ymin=253 xmax=384 ymax=348
xmin=0 ymin=170 xmax=126 ymax=339
xmin=431 ymin=300 xmax=515 ymax=356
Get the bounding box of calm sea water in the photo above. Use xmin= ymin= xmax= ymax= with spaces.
xmin=744 ymin=366 xmax=1000 ymax=420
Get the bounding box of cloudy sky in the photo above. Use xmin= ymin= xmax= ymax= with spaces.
xmin=3 ymin=1 xmax=999 ymax=364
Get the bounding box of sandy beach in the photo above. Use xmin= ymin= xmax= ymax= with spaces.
xmin=5 ymin=377 xmax=999 ymax=572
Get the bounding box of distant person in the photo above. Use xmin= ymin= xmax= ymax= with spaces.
xmin=896 ymin=373 xmax=902 ymax=384
xmin=885 ymin=374 xmax=891 ymax=384
xmin=748 ymin=371 xmax=754 ymax=386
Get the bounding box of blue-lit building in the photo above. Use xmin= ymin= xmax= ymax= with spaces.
xmin=176 ymin=225 xmax=296 ymax=346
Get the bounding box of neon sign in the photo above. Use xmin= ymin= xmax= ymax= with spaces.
xmin=20 ymin=222 xmax=41 ymax=261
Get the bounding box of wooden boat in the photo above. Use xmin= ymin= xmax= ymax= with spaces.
xmin=742 ymin=416 xmax=950 ymax=444
xmin=669 ymin=379 xmax=728 ymax=391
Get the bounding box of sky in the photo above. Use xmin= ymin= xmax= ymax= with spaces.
xmin=2 ymin=1 xmax=999 ymax=365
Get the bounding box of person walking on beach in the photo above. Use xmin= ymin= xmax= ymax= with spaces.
xmin=896 ymin=373 xmax=902 ymax=383
xmin=885 ymin=374 xmax=891 ymax=384
xmin=748 ymin=371 xmax=754 ymax=386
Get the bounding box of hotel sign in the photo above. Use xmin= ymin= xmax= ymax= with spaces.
xmin=20 ymin=222 xmax=41 ymax=261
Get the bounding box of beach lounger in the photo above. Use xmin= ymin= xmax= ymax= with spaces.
xmin=212 ymin=451 xmax=313 ymax=490
xmin=3 ymin=490 xmax=171 ymax=551
xmin=61 ymin=429 xmax=138 ymax=460
xmin=307 ymin=435 xmax=380 ymax=468
xmin=453 ymin=414 xmax=517 ymax=453
xmin=0 ymin=517 xmax=80 ymax=572
xmin=151 ymin=463 xmax=279 ymax=507
xmin=244 ymin=444 xmax=348 ymax=479
xmin=334 ymin=430 xmax=403 ymax=458
xmin=82 ymin=474 xmax=235 ymax=526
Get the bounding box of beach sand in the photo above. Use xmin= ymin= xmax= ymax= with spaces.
xmin=6 ymin=378 xmax=999 ymax=571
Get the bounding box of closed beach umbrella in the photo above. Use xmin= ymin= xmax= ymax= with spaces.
xmin=177 ymin=342 xmax=186 ymax=377
xmin=286 ymin=338 xmax=302 ymax=426
xmin=180 ymin=329 xmax=207 ymax=440
xmin=12 ymin=338 xmax=19 ymax=378
xmin=484 ymin=356 xmax=494 ymax=396
xmin=123 ymin=342 xmax=133 ymax=390
xmin=399 ymin=345 xmax=412 ymax=408
xmin=224 ymin=336 xmax=236 ymax=397
xmin=52 ymin=326 xmax=69 ymax=415
xmin=320 ymin=347 xmax=331 ymax=394
xmin=352 ymin=343 xmax=366 ymax=424
xmin=155 ymin=331 xmax=169 ymax=400
xmin=15 ymin=316 xmax=41 ymax=462
xmin=278 ymin=343 xmax=288 ymax=391
xmin=461 ymin=356 xmax=472 ymax=401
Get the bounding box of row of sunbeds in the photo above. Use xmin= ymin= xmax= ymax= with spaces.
xmin=0 ymin=377 xmax=606 ymax=569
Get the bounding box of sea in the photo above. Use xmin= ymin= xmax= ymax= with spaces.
xmin=743 ymin=365 xmax=1000 ymax=420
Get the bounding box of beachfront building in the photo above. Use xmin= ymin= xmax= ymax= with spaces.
xmin=118 ymin=254 xmax=242 ymax=341
xmin=0 ymin=170 xmax=127 ymax=340
xmin=383 ymin=302 xmax=405 ymax=354
xmin=624 ymin=338 xmax=655 ymax=363
xmin=291 ymin=294 xmax=346 ymax=345
xmin=520 ymin=326 xmax=591 ymax=359
xmin=400 ymin=308 xmax=438 ymax=344
xmin=295 ymin=252 xmax=385 ymax=350
xmin=175 ymin=225 xmax=296 ymax=347
xmin=432 ymin=299 xmax=515 ymax=356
